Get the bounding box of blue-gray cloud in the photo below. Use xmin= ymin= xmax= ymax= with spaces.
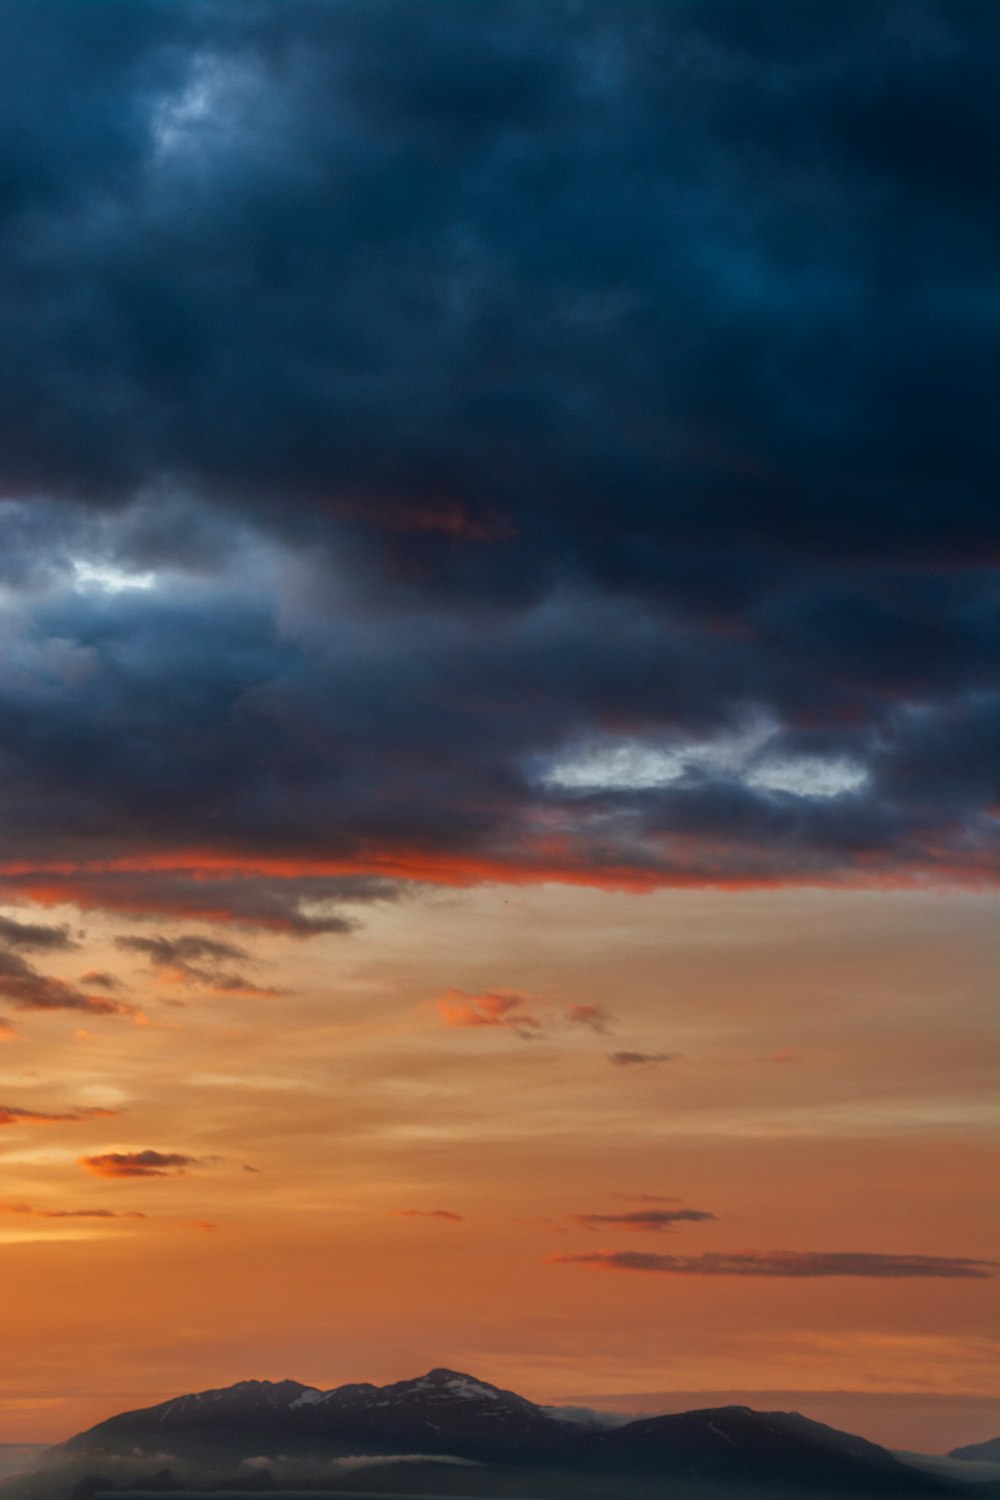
xmin=0 ymin=0 xmax=993 ymax=912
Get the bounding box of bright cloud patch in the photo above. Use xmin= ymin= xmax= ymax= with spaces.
xmin=543 ymin=727 xmax=868 ymax=801
xmin=745 ymin=757 xmax=868 ymax=799
xmin=72 ymin=560 xmax=156 ymax=594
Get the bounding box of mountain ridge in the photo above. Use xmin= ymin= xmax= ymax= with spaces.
xmin=45 ymin=1368 xmax=967 ymax=1495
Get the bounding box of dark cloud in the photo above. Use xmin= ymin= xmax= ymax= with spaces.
xmin=0 ymin=945 xmax=137 ymax=1017
xmin=548 ymin=1250 xmax=997 ymax=1279
xmin=0 ymin=865 xmax=397 ymax=935
xmin=570 ymin=1209 xmax=715 ymax=1233
xmin=0 ymin=0 xmax=992 ymax=902
xmin=608 ymin=1052 xmax=679 ymax=1068
xmin=0 ymin=1104 xmax=121 ymax=1127
xmin=79 ymin=1150 xmax=201 ymax=1179
xmin=0 ymin=0 xmax=993 ymax=561
xmin=0 ymin=916 xmax=77 ymax=952
xmin=565 ymin=1003 xmax=613 ymax=1034
xmin=115 ymin=933 xmax=282 ymax=997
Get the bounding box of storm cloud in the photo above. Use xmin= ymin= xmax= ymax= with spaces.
xmin=0 ymin=0 xmax=993 ymax=912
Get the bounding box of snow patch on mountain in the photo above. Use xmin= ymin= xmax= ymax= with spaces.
xmin=289 ymin=1389 xmax=324 ymax=1409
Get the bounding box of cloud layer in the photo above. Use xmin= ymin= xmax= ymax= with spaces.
xmin=0 ymin=0 xmax=992 ymax=919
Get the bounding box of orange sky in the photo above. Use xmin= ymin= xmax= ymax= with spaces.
xmin=1 ymin=882 xmax=996 ymax=1452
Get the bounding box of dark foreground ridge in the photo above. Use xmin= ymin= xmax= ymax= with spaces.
xmin=5 ymin=1369 xmax=990 ymax=1499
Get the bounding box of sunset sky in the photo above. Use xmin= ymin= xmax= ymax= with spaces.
xmin=0 ymin=0 xmax=996 ymax=1460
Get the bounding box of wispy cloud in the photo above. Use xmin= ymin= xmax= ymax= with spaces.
xmin=435 ymin=988 xmax=542 ymax=1039
xmin=116 ymin=934 xmax=283 ymax=997
xmin=79 ymin=970 xmax=124 ymax=990
xmin=0 ymin=1199 xmax=146 ymax=1220
xmin=0 ymin=945 xmax=136 ymax=1017
xmin=565 ymin=1003 xmax=614 ymax=1034
xmin=0 ymin=1104 xmax=122 ymax=1128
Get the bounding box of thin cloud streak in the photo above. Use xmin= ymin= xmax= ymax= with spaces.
xmin=0 ymin=1200 xmax=146 ymax=1220
xmin=570 ymin=1209 xmax=716 ymax=1234
xmin=548 ymin=1250 xmax=998 ymax=1279
xmin=0 ymin=1105 xmax=122 ymax=1128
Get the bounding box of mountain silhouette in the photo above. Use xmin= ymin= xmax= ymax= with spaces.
xmin=44 ymin=1367 xmax=977 ymax=1495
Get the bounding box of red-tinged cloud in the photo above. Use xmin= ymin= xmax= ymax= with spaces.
xmin=183 ymin=1220 xmax=219 ymax=1232
xmin=79 ymin=1150 xmax=201 ymax=1179
xmin=608 ymin=1051 xmax=678 ymax=1067
xmin=570 ymin=1208 xmax=716 ymax=1233
xmin=0 ymin=1016 xmax=14 ymax=1042
xmin=565 ymin=1002 xmax=613 ymax=1034
xmin=548 ymin=1250 xmax=998 ymax=1279
xmin=0 ymin=1104 xmax=122 ymax=1127
xmin=435 ymin=988 xmax=543 ymax=1039
xmin=392 ymin=1208 xmax=464 ymax=1223
xmin=0 ymin=1200 xmax=147 ymax=1220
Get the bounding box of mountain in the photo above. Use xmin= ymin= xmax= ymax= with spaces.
xmin=62 ymin=1369 xmax=560 ymax=1463
xmin=949 ymin=1435 xmax=1000 ymax=1463
xmin=45 ymin=1368 xmax=965 ymax=1494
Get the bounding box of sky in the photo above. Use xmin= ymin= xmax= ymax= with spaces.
xmin=0 ymin=0 xmax=996 ymax=1458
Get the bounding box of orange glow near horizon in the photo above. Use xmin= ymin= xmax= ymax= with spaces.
xmin=0 ymin=881 xmax=996 ymax=1453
